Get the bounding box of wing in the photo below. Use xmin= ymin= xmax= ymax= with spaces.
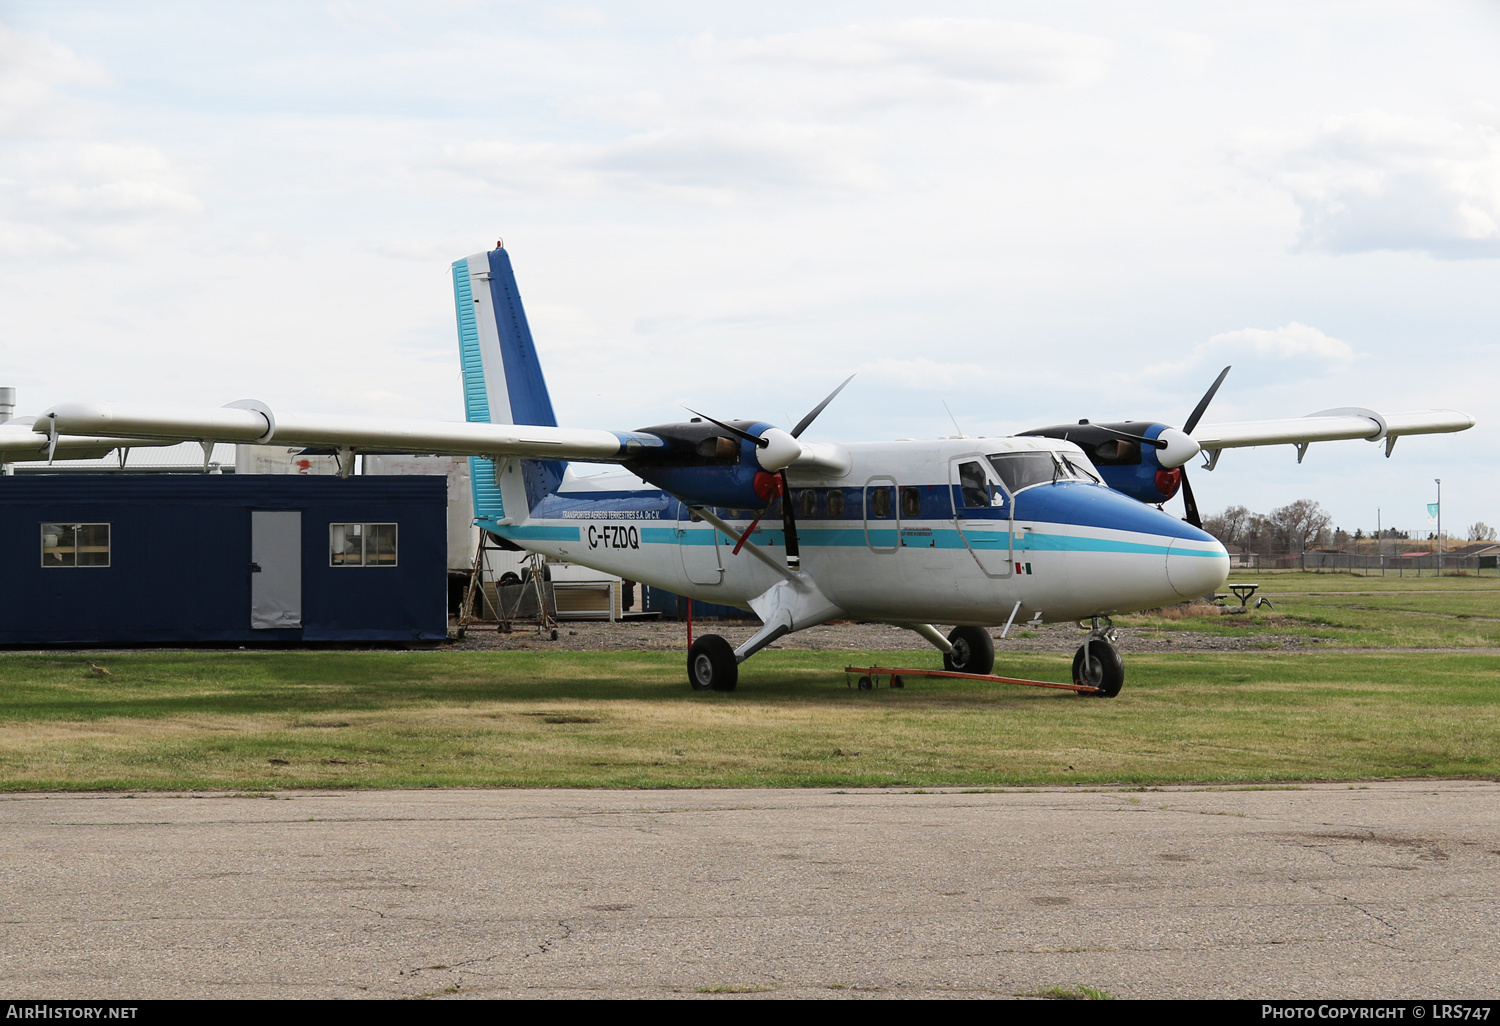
xmin=34 ymin=400 xmax=659 ymax=463
xmin=1192 ymin=407 xmax=1474 ymax=466
xmin=0 ymin=420 xmax=177 ymax=463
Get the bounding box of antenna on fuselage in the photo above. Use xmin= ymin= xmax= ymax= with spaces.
xmin=942 ymin=400 xmax=969 ymax=439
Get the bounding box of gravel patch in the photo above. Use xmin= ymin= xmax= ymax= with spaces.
xmin=448 ymin=618 xmax=1321 ymax=655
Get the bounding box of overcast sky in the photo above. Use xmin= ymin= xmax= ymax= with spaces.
xmin=2 ymin=1 xmax=1496 ymax=535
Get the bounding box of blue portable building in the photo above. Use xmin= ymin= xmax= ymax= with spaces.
xmin=0 ymin=476 xmax=447 ymax=644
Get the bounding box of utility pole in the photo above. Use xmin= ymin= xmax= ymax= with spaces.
xmin=1435 ymin=478 xmax=1442 ymax=575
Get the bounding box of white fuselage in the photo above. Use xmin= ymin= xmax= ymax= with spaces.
xmin=494 ymin=435 xmax=1230 ymax=627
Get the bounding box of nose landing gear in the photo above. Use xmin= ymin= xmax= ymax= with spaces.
xmin=1073 ymin=618 xmax=1124 ymax=698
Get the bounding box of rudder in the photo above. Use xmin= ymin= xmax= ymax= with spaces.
xmin=452 ymin=245 xmax=564 ymax=527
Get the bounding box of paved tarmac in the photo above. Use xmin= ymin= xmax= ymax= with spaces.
xmin=2 ymin=783 xmax=1497 ymax=1000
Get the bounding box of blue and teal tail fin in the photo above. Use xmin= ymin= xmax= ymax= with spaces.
xmin=452 ymin=245 xmax=564 ymax=527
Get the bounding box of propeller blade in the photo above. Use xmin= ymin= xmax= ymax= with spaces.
xmin=1182 ymin=365 xmax=1231 ymax=435
xmin=683 ymin=408 xmax=768 ymax=449
xmin=1180 ymin=467 xmax=1203 ymax=529
xmin=790 ymin=374 xmax=855 ymax=439
xmin=779 ymin=470 xmax=800 ymax=566
xmin=1101 ymin=427 xmax=1168 ymax=450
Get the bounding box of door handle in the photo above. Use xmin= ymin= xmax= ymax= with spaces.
xmin=248 ymin=563 xmax=262 ymax=573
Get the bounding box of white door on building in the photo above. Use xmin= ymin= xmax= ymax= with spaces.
xmin=251 ymin=510 xmax=302 ymax=628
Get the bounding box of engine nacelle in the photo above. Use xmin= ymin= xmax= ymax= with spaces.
xmin=1021 ymin=420 xmax=1184 ymax=506
xmin=625 ymin=419 xmax=783 ymax=509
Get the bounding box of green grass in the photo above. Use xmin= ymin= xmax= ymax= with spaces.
xmin=3 ymin=572 xmax=1494 ymax=791
xmin=1228 ymin=569 xmax=1500 ymax=593
xmin=1 ymin=646 xmax=1497 ymax=790
xmin=1110 ymin=570 xmax=1500 ymax=648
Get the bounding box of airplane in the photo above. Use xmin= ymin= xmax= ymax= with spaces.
xmin=28 ymin=243 xmax=1475 ymax=695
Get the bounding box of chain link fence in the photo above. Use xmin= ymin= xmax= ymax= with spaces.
xmin=1232 ymin=551 xmax=1498 ymax=576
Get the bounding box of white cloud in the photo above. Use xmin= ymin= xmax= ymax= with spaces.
xmin=719 ymin=19 xmax=1113 ymax=88
xmin=0 ymin=22 xmax=109 ymax=137
xmin=0 ymin=143 xmax=204 ymax=259
xmin=862 ymin=356 xmax=990 ymax=391
xmin=20 ymin=143 xmax=203 ymax=221
xmin=1201 ymin=322 xmax=1358 ymax=365
xmin=1243 ymin=111 xmax=1500 ymax=258
xmin=0 ymin=20 xmax=204 ymax=260
xmin=430 ymin=121 xmax=886 ymax=202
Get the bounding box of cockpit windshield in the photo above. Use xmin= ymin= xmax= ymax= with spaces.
xmin=987 ymin=451 xmax=1098 ymax=493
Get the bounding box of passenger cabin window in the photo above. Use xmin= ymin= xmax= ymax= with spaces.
xmin=330 ymin=523 xmax=398 ymax=566
xmin=799 ymin=489 xmax=819 ymax=518
xmin=868 ymin=486 xmax=894 ymax=518
xmin=41 ymin=523 xmax=110 ymax=567
xmin=900 ymin=487 xmax=922 ymax=519
xmin=826 ymin=489 xmax=845 ymax=518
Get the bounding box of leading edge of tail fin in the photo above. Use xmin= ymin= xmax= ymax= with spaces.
xmin=452 ymin=245 xmax=563 ymax=525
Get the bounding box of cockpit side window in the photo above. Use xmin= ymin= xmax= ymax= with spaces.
xmin=957 ymin=461 xmax=991 ymax=508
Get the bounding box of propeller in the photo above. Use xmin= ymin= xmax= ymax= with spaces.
xmin=684 ymin=374 xmax=855 ymax=478
xmin=712 ymin=375 xmax=856 ymax=563
xmin=1173 ymin=366 xmax=1230 ymax=528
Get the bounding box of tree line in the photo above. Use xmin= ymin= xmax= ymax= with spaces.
xmin=1203 ymin=502 xmax=1497 ymax=553
xmin=1202 ymin=500 xmax=1333 ymax=554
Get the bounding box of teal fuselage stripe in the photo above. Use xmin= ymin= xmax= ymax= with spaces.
xmin=502 ymin=520 xmax=1221 ymax=557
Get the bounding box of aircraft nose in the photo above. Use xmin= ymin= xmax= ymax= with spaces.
xmin=1166 ymin=532 xmax=1230 ymax=600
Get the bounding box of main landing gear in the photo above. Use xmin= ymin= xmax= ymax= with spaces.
xmin=1072 ymin=618 xmax=1124 ymax=698
xmin=688 ymin=635 xmax=738 ymax=692
xmin=942 ymin=625 xmax=995 ymax=676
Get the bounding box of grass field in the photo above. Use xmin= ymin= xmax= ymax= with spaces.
xmin=2 ymin=569 xmax=1498 ymax=791
xmin=1 ymin=571 xmax=1494 ymax=791
xmin=1112 ymin=570 xmax=1500 ymax=648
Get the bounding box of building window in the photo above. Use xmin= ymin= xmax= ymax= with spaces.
xmin=330 ymin=523 xmax=397 ymax=566
xmin=41 ymin=523 xmax=110 ymax=567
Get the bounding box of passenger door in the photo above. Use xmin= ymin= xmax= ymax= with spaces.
xmin=949 ymin=457 xmax=1013 ymax=577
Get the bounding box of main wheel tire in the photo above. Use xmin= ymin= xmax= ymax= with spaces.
xmin=688 ymin=634 xmax=739 ymax=692
xmin=1072 ymin=639 xmax=1124 ymax=698
xmin=943 ymin=626 xmax=995 ymax=675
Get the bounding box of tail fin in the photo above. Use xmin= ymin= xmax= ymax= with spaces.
xmin=452 ymin=245 xmax=563 ymax=526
